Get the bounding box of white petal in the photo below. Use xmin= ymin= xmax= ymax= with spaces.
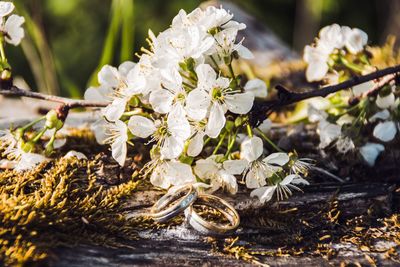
xmin=318 ymin=120 xmax=341 ymax=148
xmin=150 ymin=163 xmax=170 ymax=189
xmin=373 ymin=121 xmax=397 ymax=142
xmin=263 ymin=152 xmax=290 ymax=166
xmin=91 ymin=119 xmax=109 ymax=144
xmin=224 ymin=92 xmax=254 ymax=114
xmin=336 ymin=114 xmax=355 ymax=126
xmin=240 ymin=136 xmax=263 ymax=162
xmin=187 ymin=131 xmax=205 ymax=157
xmin=376 ymin=93 xmax=395 ymax=109
xmin=352 ymin=81 xmax=374 ymax=97
xmin=236 ymin=44 xmax=254 ymax=59
xmin=307 ymin=104 xmax=328 ymax=123
xmin=244 ymin=78 xmax=267 ymax=98
xmin=206 ymin=102 xmax=226 ymax=138
xmin=64 ymin=150 xmax=87 ymax=160
xmin=167 ymin=104 xmax=191 ymax=140
xmin=166 ymin=161 xmax=196 ymax=186
xmin=194 ymin=158 xmax=218 ymax=179
xmin=250 ymin=186 xmax=276 ymax=203
xmin=128 ymin=116 xmax=156 ymax=138
xmin=161 ymin=136 xmax=184 ymax=159
xmin=111 ymin=136 xmax=127 ymax=166
xmin=149 ymin=89 xmax=174 ymax=114
xmin=118 ymin=61 xmax=136 ymax=76
xmin=344 ymin=28 xmax=368 ymax=54
xmin=84 ymin=85 xmax=113 ymax=102
xmin=306 ymin=60 xmax=329 ymax=82
xmin=185 ymin=88 xmax=211 ymax=121
xmin=223 ymin=159 xmax=247 ymax=175
xmin=102 ymin=98 xmax=126 ymax=122
xmin=257 ymin=119 xmax=272 ymax=133
xmin=245 ymin=166 xmax=267 ymax=188
xmin=98 ymin=65 xmax=120 ymax=88
xmin=196 ymin=64 xmax=216 ymax=91
xmin=15 ymin=153 xmax=47 ymax=172
xmin=359 ymin=142 xmax=385 ymax=166
xmin=280 ymin=174 xmax=300 ymax=185
xmin=0 ymin=2 xmax=14 ymax=17
xmin=369 ymin=109 xmax=390 ymax=123
xmin=4 ymin=15 xmax=25 ymax=46
xmin=219 ymin=170 xmax=238 ymax=194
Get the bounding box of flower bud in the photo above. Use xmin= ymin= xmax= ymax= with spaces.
xmin=45 ymin=110 xmax=60 ymax=129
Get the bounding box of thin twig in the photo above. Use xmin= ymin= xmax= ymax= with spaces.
xmin=250 ymin=64 xmax=400 ymax=126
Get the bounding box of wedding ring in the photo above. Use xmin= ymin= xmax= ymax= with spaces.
xmin=184 ymin=194 xmax=240 ymax=235
xmin=150 ymin=184 xmax=198 ymax=223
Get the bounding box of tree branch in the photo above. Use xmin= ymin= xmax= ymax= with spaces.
xmin=250 ymin=64 xmax=400 ymax=126
xmin=1 ymin=64 xmax=400 ymax=126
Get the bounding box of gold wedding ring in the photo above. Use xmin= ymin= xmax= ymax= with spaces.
xmin=184 ymin=194 xmax=240 ymax=235
xmin=150 ymin=184 xmax=198 ymax=222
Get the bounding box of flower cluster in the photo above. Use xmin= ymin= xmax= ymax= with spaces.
xmin=304 ymin=24 xmax=368 ymax=82
xmin=83 ymin=6 xmax=310 ymax=203
xmin=303 ymin=24 xmax=400 ymax=166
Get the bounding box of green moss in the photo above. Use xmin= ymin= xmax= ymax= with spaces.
xmin=0 ymin=156 xmax=141 ymax=266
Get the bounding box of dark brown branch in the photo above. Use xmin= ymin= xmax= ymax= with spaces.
xmin=250 ymin=64 xmax=400 ymax=126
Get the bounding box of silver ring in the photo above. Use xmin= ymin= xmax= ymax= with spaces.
xmin=184 ymin=194 xmax=240 ymax=235
xmin=151 ymin=184 xmax=198 ymax=222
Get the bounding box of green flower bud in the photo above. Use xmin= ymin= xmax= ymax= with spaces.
xmin=45 ymin=110 xmax=60 ymax=129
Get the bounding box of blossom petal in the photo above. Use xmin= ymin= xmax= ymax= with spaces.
xmin=0 ymin=2 xmax=14 ymax=17
xmin=187 ymin=131 xmax=205 ymax=157
xmin=244 ymin=78 xmax=267 ymax=98
xmin=15 ymin=153 xmax=47 ymax=172
xmin=223 ymin=159 xmax=247 ymax=175
xmin=224 ymin=92 xmax=254 ymax=114
xmin=111 ymin=136 xmax=127 ymax=166
xmin=167 ymin=104 xmax=191 ymax=140
xmin=240 ymin=136 xmax=263 ymax=162
xmin=359 ymin=142 xmax=385 ymax=166
xmin=219 ymin=170 xmax=238 ymax=194
xmin=4 ymin=15 xmax=25 ymax=46
xmin=64 ymin=150 xmax=87 ymax=160
xmin=250 ymin=186 xmax=276 ymax=203
xmin=373 ymin=121 xmax=397 ymax=142
xmin=102 ymin=98 xmax=126 ymax=122
xmin=128 ymin=116 xmax=156 ymax=138
xmin=161 ymin=136 xmax=184 ymax=159
xmin=185 ymin=88 xmax=210 ymax=121
xmin=206 ymin=102 xmax=226 ymax=138
xmin=263 ymin=152 xmax=289 ymax=166
xmin=149 ymin=89 xmax=174 ymax=114
xmin=98 ymin=65 xmax=120 ymax=88
xmin=166 ymin=161 xmax=196 ymax=186
xmin=376 ymin=93 xmax=395 ymax=109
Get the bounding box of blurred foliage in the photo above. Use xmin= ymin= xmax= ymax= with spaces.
xmin=6 ymin=0 xmax=392 ymax=97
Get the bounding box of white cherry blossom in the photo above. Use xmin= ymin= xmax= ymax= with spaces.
xmin=376 ymin=93 xmax=396 ymax=109
xmin=250 ymin=174 xmax=309 ymax=203
xmin=189 ymin=64 xmax=254 ymax=138
xmin=91 ymin=119 xmax=128 ymax=166
xmin=240 ymin=136 xmax=290 ymax=189
xmin=194 ymin=155 xmax=246 ymax=194
xmin=0 ymin=2 xmax=14 ymax=17
xmin=128 ymin=104 xmax=190 ymax=159
xmin=317 ymin=120 xmax=341 ymax=148
xmin=150 ymin=160 xmax=195 ymax=189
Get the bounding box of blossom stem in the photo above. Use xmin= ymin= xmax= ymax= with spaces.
xmin=0 ymin=37 xmax=6 ymax=62
xmin=340 ymin=57 xmax=364 ymax=73
xmin=182 ymin=81 xmax=195 ymax=89
xmin=210 ymin=55 xmax=220 ymax=71
xmin=246 ymin=124 xmax=253 ymax=137
xmin=212 ymin=131 xmax=227 ymax=155
xmin=224 ymin=129 xmax=238 ymax=158
xmin=256 ymin=128 xmax=283 ymax=152
xmin=227 ymin=62 xmax=238 ymax=87
xmin=20 ymin=116 xmax=46 ymax=131
xmin=31 ymin=127 xmax=48 ymax=143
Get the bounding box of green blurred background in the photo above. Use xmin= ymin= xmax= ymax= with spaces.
xmin=7 ymin=0 xmax=398 ymax=97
